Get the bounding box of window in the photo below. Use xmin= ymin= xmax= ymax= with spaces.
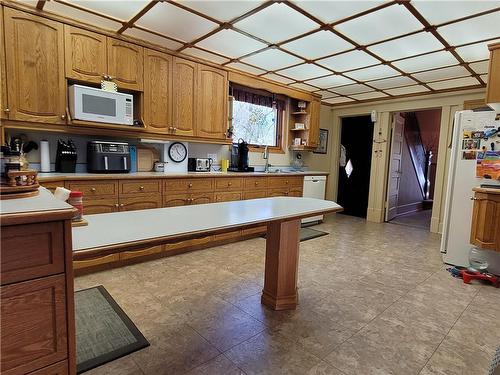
xmin=231 ymin=85 xmax=285 ymax=148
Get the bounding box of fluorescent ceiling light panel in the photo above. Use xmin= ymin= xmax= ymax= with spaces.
xmin=124 ymin=28 xmax=184 ymax=50
xmin=278 ymin=63 xmax=331 ymax=81
xmin=290 ymin=83 xmax=318 ymax=91
xmin=196 ymin=30 xmax=267 ymax=58
xmin=345 ymin=64 xmax=399 ymax=81
xmin=241 ymin=49 xmax=304 ymax=71
xmin=412 ymin=65 xmax=471 ymax=82
xmin=234 ymin=3 xmax=318 ymax=43
xmin=367 ymin=32 xmax=443 ymax=61
xmin=291 ymin=0 xmax=386 ymax=24
xmin=368 ymin=75 xmax=416 ymax=89
xmin=411 ymin=0 xmax=500 ymax=25
xmin=281 ymin=30 xmax=354 ymax=59
xmin=177 ymin=0 xmax=265 ymax=22
xmin=323 ymin=97 xmax=356 ymax=104
xmin=384 ymin=85 xmax=430 ymax=96
xmin=261 ymin=73 xmax=295 ymax=85
xmin=438 ymin=12 xmax=500 ymax=46
xmin=455 ymin=40 xmax=500 ymax=62
xmin=305 ymin=75 xmax=355 ymax=89
xmin=332 ymin=84 xmax=373 ymax=95
xmin=350 ymin=91 xmax=388 ymax=100
xmin=428 ymin=76 xmax=480 ymax=90
xmin=226 ymin=62 xmax=267 ymax=75
xmin=393 ymin=51 xmax=459 ymax=72
xmin=136 ymin=2 xmax=218 ymax=42
xmin=317 ymin=50 xmax=380 ymax=72
xmin=335 ymin=4 xmax=423 ymax=44
xmin=66 ymin=0 xmax=149 ymax=21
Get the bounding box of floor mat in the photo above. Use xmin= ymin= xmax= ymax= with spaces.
xmin=75 ymin=285 xmax=149 ymax=373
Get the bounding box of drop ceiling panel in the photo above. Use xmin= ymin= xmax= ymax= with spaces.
xmin=350 ymin=91 xmax=388 ymax=100
xmin=367 ymin=32 xmax=443 ymax=61
xmin=315 ymin=90 xmax=339 ymax=99
xmin=368 ymin=75 xmax=416 ymax=89
xmin=66 ymin=0 xmax=149 ymax=21
xmin=428 ymin=76 xmax=480 ymax=90
xmin=290 ymin=82 xmax=318 ymax=92
xmin=124 ymin=28 xmax=184 ymax=50
xmin=412 ymin=65 xmax=470 ymax=82
xmin=196 ymin=30 xmax=267 ymax=58
xmin=291 ymin=0 xmax=387 ymax=24
xmin=332 ymin=84 xmax=373 ymax=95
xmin=305 ymin=74 xmax=355 ymax=89
xmin=317 ymin=50 xmax=380 ymax=72
xmin=335 ymin=4 xmax=423 ymax=44
xmin=438 ymin=12 xmax=500 ymax=46
xmin=384 ymin=85 xmax=430 ymax=96
xmin=393 ymin=51 xmax=460 ymax=72
xmin=411 ymin=0 xmax=500 ymax=25
xmin=234 ymin=3 xmax=318 ymax=43
xmin=182 ymin=48 xmax=230 ymax=64
xmin=469 ymin=60 xmax=490 ymax=75
xmin=278 ymin=63 xmax=331 ymax=81
xmin=261 ymin=73 xmax=295 ymax=85
xmin=323 ymin=97 xmax=356 ymax=105
xmin=281 ymin=30 xmax=354 ymax=59
xmin=455 ymin=40 xmax=499 ymax=62
xmin=136 ymin=2 xmax=218 ymax=42
xmin=241 ymin=49 xmax=304 ymax=71
xmin=43 ymin=1 xmax=123 ymax=30
xmin=178 ymin=0 xmax=265 ymax=22
xmin=345 ymin=65 xmax=399 ymax=81
xmin=226 ymin=62 xmax=266 ymax=75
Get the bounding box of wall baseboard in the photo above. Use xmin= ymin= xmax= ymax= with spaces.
xmin=396 ymin=201 xmax=423 ymax=216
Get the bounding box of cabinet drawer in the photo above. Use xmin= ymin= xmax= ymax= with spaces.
xmin=244 ymin=177 xmax=268 ymax=190
xmin=1 ymin=275 xmax=68 ymax=375
xmin=120 ymin=195 xmax=162 ymax=212
xmin=66 ymin=180 xmax=118 ymax=199
xmin=215 ymin=192 xmax=241 ymax=202
xmin=120 ymin=179 xmax=161 ymax=195
xmin=120 ymin=246 xmax=162 ymax=260
xmin=268 ymin=188 xmax=288 ymax=197
xmin=1 ymin=222 xmax=65 ymax=285
xmin=73 ymin=253 xmax=120 ymax=270
xmin=164 ymin=178 xmax=213 ymax=192
xmin=214 ymin=230 xmax=242 ymax=242
xmin=163 ymin=236 xmax=213 ymax=252
xmin=243 ymin=190 xmax=267 ymax=200
xmin=215 ymin=178 xmax=243 ymax=191
xmin=267 ymin=176 xmax=303 ymax=188
xmin=243 ymin=226 xmax=267 ymax=236
xmin=289 ymin=187 xmax=303 ymax=197
xmin=41 ymin=181 xmax=64 ymax=193
xmin=83 ymin=199 xmax=119 ymax=215
xmin=163 ymin=193 xmax=189 ymax=207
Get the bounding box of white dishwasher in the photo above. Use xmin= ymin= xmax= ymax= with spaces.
xmin=302 ymin=175 xmax=327 ymax=224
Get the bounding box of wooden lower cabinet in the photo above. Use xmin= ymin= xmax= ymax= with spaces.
xmin=470 ymin=189 xmax=500 ymax=251
xmin=84 ymin=199 xmax=119 ymax=214
xmin=163 ymin=236 xmax=213 ymax=253
xmin=119 ymin=195 xmax=162 ymax=211
xmin=1 ymin=275 xmax=68 ymax=375
xmin=243 ymin=190 xmax=267 ymax=200
xmin=215 ymin=191 xmax=241 ymax=202
xmin=120 ymin=246 xmax=162 ymax=260
xmin=74 ymin=253 xmax=120 ymax=270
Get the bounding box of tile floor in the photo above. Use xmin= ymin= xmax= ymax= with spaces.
xmin=75 ymin=214 xmax=500 ymax=375
xmin=389 ymin=210 xmax=432 ymax=230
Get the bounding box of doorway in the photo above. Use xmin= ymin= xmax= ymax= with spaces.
xmin=385 ymin=109 xmax=442 ymax=230
xmin=337 ymin=115 xmax=374 ymax=218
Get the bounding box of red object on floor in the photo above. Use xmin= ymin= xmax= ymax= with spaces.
xmin=460 ymin=270 xmax=499 ymax=287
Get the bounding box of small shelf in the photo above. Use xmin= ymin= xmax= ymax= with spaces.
xmin=290 ymin=128 xmax=307 ymax=131
xmin=70 ymin=119 xmax=145 ymax=132
xmin=289 ymin=145 xmax=316 ymax=151
xmin=291 ymin=111 xmax=308 ymax=115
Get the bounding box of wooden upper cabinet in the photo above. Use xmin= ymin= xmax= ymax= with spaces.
xmin=308 ymin=99 xmax=321 ymax=147
xmin=470 ymin=189 xmax=500 ymax=251
xmin=0 ymin=7 xmax=7 ymax=120
xmin=64 ymin=25 xmax=107 ymax=83
xmin=486 ymin=43 xmax=500 ymax=106
xmin=173 ymin=58 xmax=197 ymax=136
xmin=144 ymin=49 xmax=173 ymax=133
xmin=107 ymin=38 xmax=144 ymax=91
xmin=197 ymin=65 xmax=228 ymax=139
xmin=3 ymin=8 xmax=66 ymax=124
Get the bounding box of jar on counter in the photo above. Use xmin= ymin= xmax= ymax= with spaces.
xmin=68 ymin=191 xmax=84 ymax=221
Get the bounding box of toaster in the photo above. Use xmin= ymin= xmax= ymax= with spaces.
xmin=87 ymin=141 xmax=130 ymax=173
xmin=188 ymin=158 xmax=212 ymax=172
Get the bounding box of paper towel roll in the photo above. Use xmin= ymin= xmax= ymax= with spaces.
xmin=40 ymin=140 xmax=50 ymax=172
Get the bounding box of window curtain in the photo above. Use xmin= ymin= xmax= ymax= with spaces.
xmin=231 ymin=85 xmax=285 ymax=112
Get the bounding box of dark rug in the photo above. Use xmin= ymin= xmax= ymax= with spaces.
xmin=299 ymin=227 xmax=329 ymax=241
xmin=261 ymin=227 xmax=329 ymax=241
xmin=75 ymin=285 xmax=149 ymax=374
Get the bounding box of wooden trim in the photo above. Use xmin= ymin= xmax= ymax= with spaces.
xmin=63 ymin=220 xmax=76 ymax=375
xmin=1 ymin=208 xmax=76 ymax=226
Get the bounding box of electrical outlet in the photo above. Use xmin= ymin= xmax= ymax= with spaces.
xmin=207 ymin=153 xmax=218 ymax=164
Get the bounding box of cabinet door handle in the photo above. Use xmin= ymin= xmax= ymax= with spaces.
xmin=120 ymin=203 xmax=124 ymax=207
xmin=102 ymin=74 xmax=109 ymax=80
xmin=139 ymin=186 xmax=144 ymax=190
xmin=61 ymin=114 xmax=66 ymax=120
xmin=255 ymin=181 xmax=259 ymax=185
xmin=173 ymin=127 xmax=177 ymax=132
xmin=90 ymin=187 xmax=96 ymax=192
xmin=228 ymin=182 xmax=232 ymax=186
xmin=188 ymin=183 xmax=193 ymax=188
xmin=4 ymin=108 xmax=10 ymax=113
xmin=115 ymin=203 xmax=119 ymax=208
xmin=108 ymin=75 xmax=114 ymax=81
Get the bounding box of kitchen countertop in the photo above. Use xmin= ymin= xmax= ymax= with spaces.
xmin=73 ymin=197 xmax=341 ymax=253
xmin=473 ymin=186 xmax=500 ymax=194
xmin=0 ymin=188 xmax=73 ymax=216
xmin=38 ymin=170 xmax=329 ymax=182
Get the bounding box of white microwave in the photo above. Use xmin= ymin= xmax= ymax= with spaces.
xmin=68 ymin=84 xmax=133 ymax=125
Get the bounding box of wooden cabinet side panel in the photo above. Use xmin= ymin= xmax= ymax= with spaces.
xmin=308 ymin=99 xmax=321 ymax=147
xmin=64 ymin=25 xmax=107 ymax=83
xmin=4 ymin=8 xmax=66 ymax=124
xmin=1 ymin=275 xmax=68 ymax=375
xmin=144 ymin=49 xmax=173 ymax=133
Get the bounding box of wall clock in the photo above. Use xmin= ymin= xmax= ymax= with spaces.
xmin=168 ymin=142 xmax=187 ymax=163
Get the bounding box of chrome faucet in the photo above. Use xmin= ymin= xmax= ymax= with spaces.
xmin=263 ymin=145 xmax=271 ymax=173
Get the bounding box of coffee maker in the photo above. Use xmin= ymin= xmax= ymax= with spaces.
xmin=229 ymin=139 xmax=254 ymax=172
xmin=55 ymin=139 xmax=77 ymax=173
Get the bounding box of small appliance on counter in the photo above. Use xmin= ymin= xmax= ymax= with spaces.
xmin=228 ymin=139 xmax=254 ymax=172
xmin=188 ymin=157 xmax=212 ymax=172
xmin=87 ymin=141 xmax=130 ymax=173
xmin=55 ymin=139 xmax=77 ymax=173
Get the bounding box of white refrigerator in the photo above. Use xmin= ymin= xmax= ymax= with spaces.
xmin=441 ymin=110 xmax=500 ymax=267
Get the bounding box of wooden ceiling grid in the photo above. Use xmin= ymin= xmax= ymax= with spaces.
xmin=30 ymin=0 xmax=500 ymax=105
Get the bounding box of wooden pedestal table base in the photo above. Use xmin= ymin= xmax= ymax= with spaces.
xmin=262 ymin=219 xmax=301 ymax=310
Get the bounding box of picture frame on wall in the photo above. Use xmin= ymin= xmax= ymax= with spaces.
xmin=314 ymin=129 xmax=328 ymax=154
